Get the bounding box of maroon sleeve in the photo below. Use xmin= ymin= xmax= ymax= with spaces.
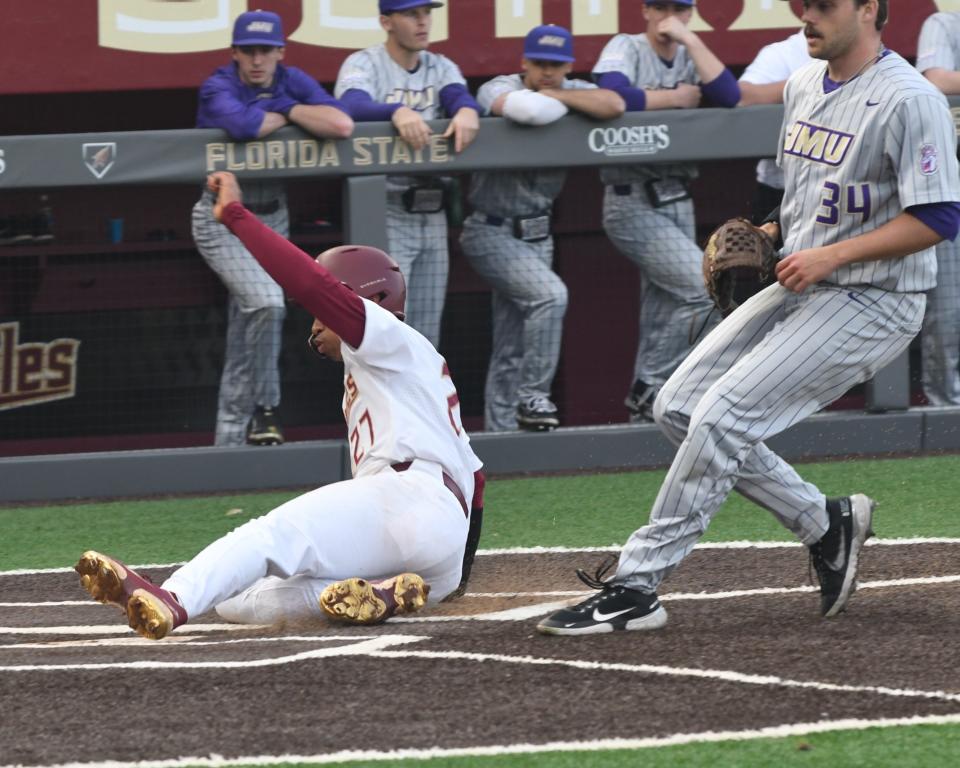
xmin=221 ymin=202 xmax=366 ymax=347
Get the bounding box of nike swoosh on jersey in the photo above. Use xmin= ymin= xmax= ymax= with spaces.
xmin=866 ymin=100 xmax=881 ymax=107
xmin=592 ymin=605 xmax=637 ymax=622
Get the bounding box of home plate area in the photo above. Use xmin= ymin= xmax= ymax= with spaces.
xmin=1 ymin=542 xmax=959 ymax=766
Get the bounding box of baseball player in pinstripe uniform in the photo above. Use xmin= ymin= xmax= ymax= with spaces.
xmin=76 ymin=172 xmax=485 ymax=640
xmin=591 ymin=0 xmax=741 ymax=422
xmin=916 ymin=12 xmax=960 ymax=406
xmin=540 ymin=0 xmax=960 ymax=635
xmin=461 ymin=26 xmax=625 ymax=431
xmin=334 ymin=0 xmax=480 ymax=347
xmin=192 ymin=10 xmax=353 ymax=446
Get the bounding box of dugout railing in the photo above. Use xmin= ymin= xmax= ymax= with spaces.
xmin=2 ymin=104 xmax=960 ymax=499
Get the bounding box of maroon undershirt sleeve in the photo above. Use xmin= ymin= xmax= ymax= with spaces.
xmin=221 ymin=202 xmax=366 ymax=348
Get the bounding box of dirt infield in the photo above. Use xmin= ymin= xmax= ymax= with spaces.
xmin=2 ymin=543 xmax=959 ymax=766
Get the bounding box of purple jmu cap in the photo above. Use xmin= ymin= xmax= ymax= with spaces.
xmin=232 ymin=10 xmax=285 ymax=47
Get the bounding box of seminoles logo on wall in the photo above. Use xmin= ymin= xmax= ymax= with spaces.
xmin=0 ymin=322 xmax=81 ymax=411
xmin=83 ymin=142 xmax=116 ymax=179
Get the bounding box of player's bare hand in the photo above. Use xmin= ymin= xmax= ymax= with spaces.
xmin=775 ymin=247 xmax=837 ymax=293
xmin=207 ymin=172 xmax=242 ymax=222
xmin=442 ymin=107 xmax=480 ymax=153
xmin=758 ymin=221 xmax=780 ymax=243
xmin=656 ymin=16 xmax=694 ymax=44
xmin=392 ymin=106 xmax=432 ymax=151
xmin=672 ymin=83 xmax=702 ymax=109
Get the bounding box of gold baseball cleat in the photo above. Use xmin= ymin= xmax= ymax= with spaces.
xmin=319 ymin=573 xmax=430 ymax=624
xmin=74 ymin=550 xmax=188 ymax=640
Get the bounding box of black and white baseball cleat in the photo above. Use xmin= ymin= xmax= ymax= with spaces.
xmin=809 ymin=493 xmax=876 ymax=617
xmin=537 ymin=583 xmax=667 ymax=635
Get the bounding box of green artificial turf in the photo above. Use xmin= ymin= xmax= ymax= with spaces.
xmin=2 ymin=454 xmax=959 ymax=571
xmin=205 ymin=721 xmax=960 ymax=768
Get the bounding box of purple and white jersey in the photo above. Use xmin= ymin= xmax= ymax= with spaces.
xmin=196 ymin=63 xmax=342 ymax=140
xmin=916 ymin=12 xmax=960 ymax=74
xmin=335 ymin=45 xmax=466 ymax=191
xmin=779 ymin=52 xmax=960 ymax=291
xmin=592 ymin=33 xmax=699 ymax=186
xmin=467 ymin=74 xmax=595 ymax=217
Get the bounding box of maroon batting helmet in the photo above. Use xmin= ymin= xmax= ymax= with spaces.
xmin=315 ymin=245 xmax=406 ymax=319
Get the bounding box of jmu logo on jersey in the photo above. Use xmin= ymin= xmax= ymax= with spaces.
xmin=783 ymin=121 xmax=854 ymax=167
xmin=0 ymin=322 xmax=81 ymax=411
xmin=385 ymin=87 xmax=437 ymax=112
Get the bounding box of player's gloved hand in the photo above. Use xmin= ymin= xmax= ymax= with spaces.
xmin=207 ymin=172 xmax=243 ymax=223
xmin=702 ymin=217 xmax=777 ymax=316
xmin=392 ymin=106 xmax=433 ymax=150
xmin=443 ymin=107 xmax=480 ymax=153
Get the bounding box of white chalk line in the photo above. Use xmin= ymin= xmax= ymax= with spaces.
xmin=5 ymin=574 xmax=958 ymax=623
xmin=2 ymin=714 xmax=960 ymax=768
xmin=2 ymin=536 xmax=958 ymax=577
xmin=0 ymin=635 xmax=375 ymax=651
xmin=2 ymin=630 xmax=958 ymax=707
xmin=0 ymin=635 xmax=428 ymax=672
xmin=368 ymin=648 xmax=960 ymax=704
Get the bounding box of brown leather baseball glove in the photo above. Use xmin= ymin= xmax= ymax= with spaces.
xmin=702 ymin=217 xmax=777 ymax=317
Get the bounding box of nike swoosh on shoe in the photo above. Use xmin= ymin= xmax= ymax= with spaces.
xmin=592 ymin=606 xmax=636 ymax=622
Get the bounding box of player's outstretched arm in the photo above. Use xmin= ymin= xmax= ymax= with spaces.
xmin=775 ymin=213 xmax=945 ymax=294
xmin=287 ymin=104 xmax=354 ymax=139
xmin=207 ymin=172 xmax=366 ymax=345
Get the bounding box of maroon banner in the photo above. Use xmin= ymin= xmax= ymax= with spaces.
xmin=6 ymin=0 xmax=947 ymax=96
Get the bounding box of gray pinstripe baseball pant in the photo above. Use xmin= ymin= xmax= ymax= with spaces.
xmin=192 ymin=188 xmax=288 ymax=446
xmin=460 ymin=213 xmax=568 ymax=431
xmin=386 ymin=199 xmax=448 ymax=347
xmin=922 ymin=237 xmax=960 ymax=405
xmin=615 ymin=283 xmax=925 ymax=592
xmin=602 ymin=186 xmax=717 ymax=389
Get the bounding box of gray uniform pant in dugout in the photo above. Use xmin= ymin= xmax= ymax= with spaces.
xmin=602 ymin=185 xmax=717 ymax=388
xmin=460 ymin=213 xmax=568 ymax=431
xmin=192 ymin=185 xmax=288 ymax=446
xmin=616 ymin=283 xmax=925 ymax=592
xmin=385 ymin=197 xmax=449 ymax=348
